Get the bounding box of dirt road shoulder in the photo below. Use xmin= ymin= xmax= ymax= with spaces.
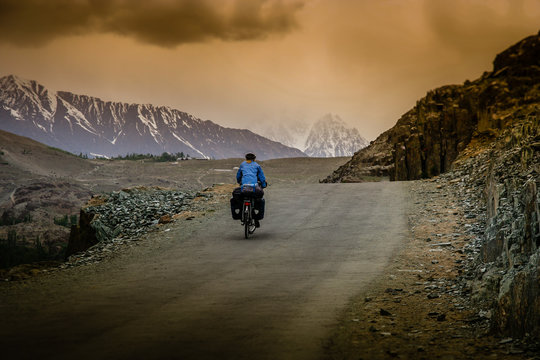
xmin=324 ymin=178 xmax=534 ymax=360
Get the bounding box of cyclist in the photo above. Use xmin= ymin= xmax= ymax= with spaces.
xmin=236 ymin=153 xmax=267 ymax=227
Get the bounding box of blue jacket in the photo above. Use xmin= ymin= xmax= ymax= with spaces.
xmin=237 ymin=160 xmax=266 ymax=187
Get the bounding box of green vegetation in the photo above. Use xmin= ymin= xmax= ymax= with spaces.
xmin=54 ymin=214 xmax=78 ymax=228
xmin=0 ymin=231 xmax=64 ymax=269
xmin=113 ymin=152 xmax=189 ymax=162
xmin=47 ymin=146 xmax=78 ymax=157
xmin=0 ymin=211 xmax=32 ymax=226
xmin=0 ymin=150 xmax=7 ymax=165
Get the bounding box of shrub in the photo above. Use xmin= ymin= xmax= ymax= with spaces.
xmin=0 ymin=211 xmax=32 ymax=226
xmin=0 ymin=232 xmax=64 ymax=269
xmin=54 ymin=215 xmax=69 ymax=227
xmin=112 ymin=152 xmax=188 ymax=161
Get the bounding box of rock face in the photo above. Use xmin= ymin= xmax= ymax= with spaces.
xmin=0 ymin=75 xmax=305 ymax=160
xmin=323 ymin=31 xmax=540 ymax=182
xmin=440 ymin=110 xmax=539 ymax=340
xmin=479 ymin=115 xmax=540 ymax=338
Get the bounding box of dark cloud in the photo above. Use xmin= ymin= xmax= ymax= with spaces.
xmin=423 ymin=0 xmax=538 ymax=56
xmin=0 ymin=0 xmax=304 ymax=47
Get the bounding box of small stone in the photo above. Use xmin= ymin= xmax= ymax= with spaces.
xmin=159 ymin=214 xmax=172 ymax=224
xmin=379 ymin=308 xmax=392 ymax=316
xmin=386 ymin=350 xmax=399 ymax=357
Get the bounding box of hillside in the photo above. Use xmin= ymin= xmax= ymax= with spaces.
xmin=0 ymin=129 xmax=95 ymax=182
xmin=323 ymin=31 xmax=540 ymax=182
xmin=324 ymin=30 xmax=540 ymax=342
xmin=0 ymin=75 xmax=305 ymax=160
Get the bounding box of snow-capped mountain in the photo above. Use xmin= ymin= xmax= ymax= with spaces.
xmin=0 ymin=75 xmax=305 ymax=160
xmin=303 ymin=114 xmax=368 ymax=157
xmin=249 ymin=114 xmax=367 ymax=157
xmin=252 ymin=119 xmax=310 ymax=150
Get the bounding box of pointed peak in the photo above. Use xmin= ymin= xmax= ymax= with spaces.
xmin=1 ymin=74 xmax=29 ymax=84
xmin=0 ymin=74 xmax=19 ymax=86
xmin=0 ymin=74 xmax=42 ymax=91
xmin=314 ymin=113 xmax=349 ymax=128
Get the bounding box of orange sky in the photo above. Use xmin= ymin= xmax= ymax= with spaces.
xmin=1 ymin=0 xmax=539 ymax=140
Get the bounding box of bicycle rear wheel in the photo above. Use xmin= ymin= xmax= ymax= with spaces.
xmin=244 ymin=219 xmax=249 ymax=239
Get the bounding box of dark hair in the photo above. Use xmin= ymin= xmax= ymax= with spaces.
xmin=245 ymin=153 xmax=256 ymax=160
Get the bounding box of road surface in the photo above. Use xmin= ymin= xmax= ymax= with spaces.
xmin=0 ymin=182 xmax=409 ymax=360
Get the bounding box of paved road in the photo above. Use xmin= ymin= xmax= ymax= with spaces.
xmin=0 ymin=182 xmax=409 ymax=360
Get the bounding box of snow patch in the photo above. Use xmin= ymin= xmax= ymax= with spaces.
xmin=90 ymin=153 xmax=110 ymax=159
xmin=171 ymin=132 xmax=209 ymax=159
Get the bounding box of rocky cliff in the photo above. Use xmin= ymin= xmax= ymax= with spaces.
xmin=433 ymin=109 xmax=539 ymax=343
xmin=323 ymin=31 xmax=540 ymax=182
xmin=323 ymin=30 xmax=540 ymax=342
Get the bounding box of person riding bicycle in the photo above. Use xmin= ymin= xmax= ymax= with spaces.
xmin=236 ymin=153 xmax=267 ymax=227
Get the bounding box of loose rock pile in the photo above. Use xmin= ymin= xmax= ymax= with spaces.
xmin=65 ymin=187 xmax=195 ymax=260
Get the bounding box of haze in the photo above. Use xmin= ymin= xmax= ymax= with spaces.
xmin=1 ymin=0 xmax=539 ymax=140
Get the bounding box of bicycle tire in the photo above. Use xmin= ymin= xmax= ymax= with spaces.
xmin=244 ymin=203 xmax=250 ymax=239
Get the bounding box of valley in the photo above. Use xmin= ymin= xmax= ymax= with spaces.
xmin=0 ymin=128 xmax=349 ymax=269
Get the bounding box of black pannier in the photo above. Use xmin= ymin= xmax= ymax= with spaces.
xmin=230 ymin=197 xmax=242 ymax=220
xmin=232 ymin=187 xmax=242 ymax=200
xmin=240 ymin=184 xmax=264 ymax=198
xmin=252 ymin=198 xmax=265 ymax=220
xmin=231 ymin=187 xmax=265 ymax=220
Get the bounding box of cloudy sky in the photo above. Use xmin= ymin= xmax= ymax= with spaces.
xmin=1 ymin=0 xmax=539 ymax=140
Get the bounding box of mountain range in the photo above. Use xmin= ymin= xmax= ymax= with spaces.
xmin=252 ymin=114 xmax=368 ymax=157
xmin=304 ymin=114 xmax=368 ymax=157
xmin=0 ymin=75 xmax=305 ymax=160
